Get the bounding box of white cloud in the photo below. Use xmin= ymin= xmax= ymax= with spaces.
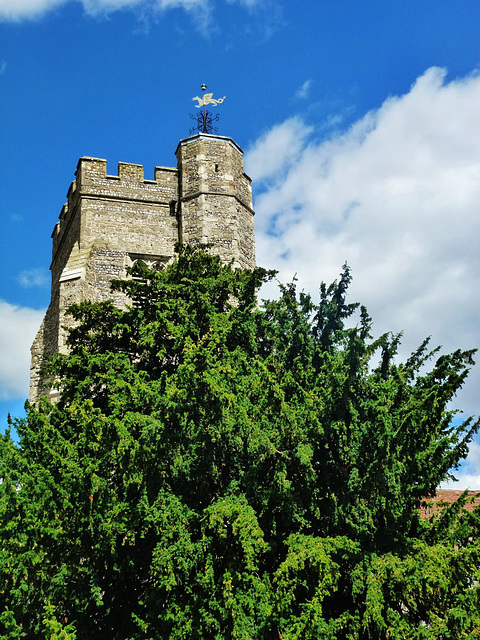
xmin=245 ymin=117 xmax=313 ymax=183
xmin=246 ymin=67 xmax=480 ymax=418
xmin=443 ymin=473 xmax=480 ymax=490
xmin=17 ymin=268 xmax=49 ymax=289
xmin=0 ymin=60 xmax=7 ymax=75
xmin=0 ymin=0 xmax=67 ymax=20
xmin=82 ymin=0 xmax=209 ymax=13
xmin=0 ymin=301 xmax=45 ymax=401
xmin=295 ymin=79 xmax=312 ymax=100
xmin=439 ymin=440 xmax=480 ymax=490
xmin=0 ymin=0 xmax=235 ymax=20
xmin=81 ymin=0 xmax=143 ymax=13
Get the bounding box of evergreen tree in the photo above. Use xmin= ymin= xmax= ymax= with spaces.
xmin=1 ymin=246 xmax=479 ymax=639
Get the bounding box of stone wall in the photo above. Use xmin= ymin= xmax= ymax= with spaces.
xmin=30 ymin=133 xmax=256 ymax=403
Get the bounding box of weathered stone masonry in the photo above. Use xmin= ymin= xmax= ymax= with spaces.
xmin=30 ymin=133 xmax=256 ymax=403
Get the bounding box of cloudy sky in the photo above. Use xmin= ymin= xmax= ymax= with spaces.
xmin=1 ymin=0 xmax=479 ymax=487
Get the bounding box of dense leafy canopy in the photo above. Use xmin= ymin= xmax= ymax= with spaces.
xmin=1 ymin=246 xmax=479 ymax=639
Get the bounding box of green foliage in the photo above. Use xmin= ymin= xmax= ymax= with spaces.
xmin=1 ymin=245 xmax=479 ymax=639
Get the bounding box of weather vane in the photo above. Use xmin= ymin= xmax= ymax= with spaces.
xmin=190 ymin=84 xmax=226 ymax=135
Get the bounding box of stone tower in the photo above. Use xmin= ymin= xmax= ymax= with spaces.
xmin=30 ymin=133 xmax=256 ymax=403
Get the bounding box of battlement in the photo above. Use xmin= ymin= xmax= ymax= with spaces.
xmin=73 ymin=157 xmax=178 ymax=205
xmin=75 ymin=157 xmax=178 ymax=188
xmin=52 ymin=158 xmax=179 ymax=244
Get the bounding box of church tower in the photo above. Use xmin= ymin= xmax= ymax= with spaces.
xmin=30 ymin=132 xmax=256 ymax=403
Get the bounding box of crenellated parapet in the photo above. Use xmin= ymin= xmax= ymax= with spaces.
xmin=49 ymin=158 xmax=179 ymax=288
xmin=53 ymin=159 xmax=178 ymax=245
xmin=74 ymin=157 xmax=178 ymax=203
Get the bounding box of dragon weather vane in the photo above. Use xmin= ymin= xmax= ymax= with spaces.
xmin=190 ymin=84 xmax=226 ymax=135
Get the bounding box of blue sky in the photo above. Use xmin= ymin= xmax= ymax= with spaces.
xmin=1 ymin=0 xmax=480 ymax=487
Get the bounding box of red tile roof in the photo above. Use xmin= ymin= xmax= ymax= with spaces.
xmin=420 ymin=490 xmax=480 ymax=519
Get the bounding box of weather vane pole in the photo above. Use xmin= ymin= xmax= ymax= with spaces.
xmin=190 ymin=84 xmax=226 ymax=135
